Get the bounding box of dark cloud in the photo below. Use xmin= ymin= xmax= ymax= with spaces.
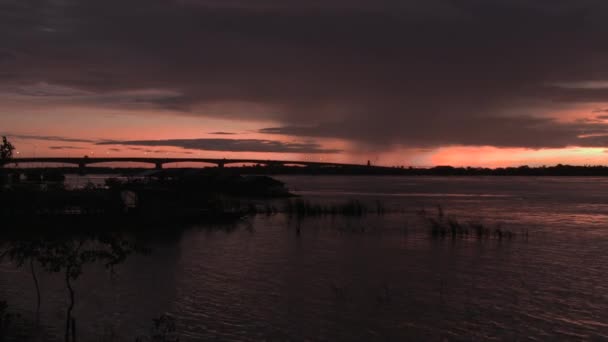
xmin=48 ymin=146 xmax=82 ymax=150
xmin=209 ymin=131 xmax=237 ymax=135
xmin=4 ymin=132 xmax=336 ymax=154
xmin=4 ymin=0 xmax=608 ymax=149
xmin=3 ymin=134 xmax=96 ymax=144
xmin=261 ymin=116 xmax=608 ymax=149
xmin=98 ymin=138 xmax=341 ymax=153
xmin=124 ymin=147 xmax=194 ymax=154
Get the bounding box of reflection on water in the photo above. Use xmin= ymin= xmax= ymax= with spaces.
xmin=297 ymin=191 xmax=512 ymax=198
xmin=2 ymin=176 xmax=608 ymax=340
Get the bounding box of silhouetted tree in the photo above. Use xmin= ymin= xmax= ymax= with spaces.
xmin=1 ymin=239 xmax=44 ymax=313
xmin=33 ymin=234 xmax=139 ymax=342
xmin=0 ymin=136 xmax=14 ymax=163
xmin=1 ymin=233 xmax=141 ymax=342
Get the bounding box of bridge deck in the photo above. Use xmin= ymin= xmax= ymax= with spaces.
xmin=2 ymin=157 xmax=368 ymax=169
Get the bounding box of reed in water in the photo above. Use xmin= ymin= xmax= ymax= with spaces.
xmin=242 ymin=199 xmax=387 ymax=217
xmin=418 ymin=206 xmax=526 ymax=240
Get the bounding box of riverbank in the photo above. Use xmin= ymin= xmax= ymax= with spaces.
xmin=0 ymin=170 xmax=292 ymax=224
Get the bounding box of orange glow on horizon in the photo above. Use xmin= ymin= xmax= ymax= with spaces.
xmin=6 ymin=103 xmax=608 ymax=168
xmin=10 ymin=137 xmax=608 ymax=168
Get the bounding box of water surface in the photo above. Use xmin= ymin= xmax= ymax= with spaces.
xmin=2 ymin=176 xmax=608 ymax=340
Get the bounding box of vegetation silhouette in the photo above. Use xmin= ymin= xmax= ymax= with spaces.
xmin=239 ymin=198 xmax=387 ymax=218
xmin=417 ymin=206 xmax=527 ymax=240
xmin=0 ymin=136 xmax=15 ymax=188
xmin=0 ymin=136 xmax=14 ymax=163
xmin=1 ymin=240 xmax=43 ymax=314
xmin=0 ymin=230 xmax=145 ymax=342
xmin=0 ymin=216 xmax=254 ymax=341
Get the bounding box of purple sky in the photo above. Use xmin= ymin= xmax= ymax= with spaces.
xmin=3 ymin=0 xmax=608 ymax=166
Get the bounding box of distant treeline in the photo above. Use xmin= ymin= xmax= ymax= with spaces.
xmin=7 ymin=164 xmax=608 ymax=176
xmin=221 ymin=164 xmax=608 ymax=176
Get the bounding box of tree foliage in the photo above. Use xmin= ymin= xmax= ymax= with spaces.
xmin=0 ymin=136 xmax=14 ymax=162
xmin=1 ymin=233 xmax=143 ymax=342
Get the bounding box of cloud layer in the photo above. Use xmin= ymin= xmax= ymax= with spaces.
xmin=2 ymin=133 xmax=337 ymax=154
xmin=3 ymin=0 xmax=608 ymax=150
xmin=97 ymin=138 xmax=341 ymax=153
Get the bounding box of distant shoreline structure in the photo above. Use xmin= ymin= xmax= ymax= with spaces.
xmin=4 ymin=163 xmax=608 ymax=176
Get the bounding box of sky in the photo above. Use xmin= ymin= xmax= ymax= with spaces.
xmin=3 ymin=0 xmax=608 ymax=167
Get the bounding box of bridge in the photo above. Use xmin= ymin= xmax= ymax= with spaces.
xmin=1 ymin=157 xmax=369 ymax=170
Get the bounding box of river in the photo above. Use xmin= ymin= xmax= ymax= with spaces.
xmin=1 ymin=176 xmax=608 ymax=340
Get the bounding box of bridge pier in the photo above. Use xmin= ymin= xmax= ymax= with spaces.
xmin=155 ymin=162 xmax=163 ymax=170
xmin=217 ymin=162 xmax=225 ymax=168
xmin=78 ymin=162 xmax=86 ymax=175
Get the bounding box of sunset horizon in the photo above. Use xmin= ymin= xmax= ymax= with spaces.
xmin=4 ymin=1 xmax=608 ymax=168
xmin=2 ymin=1 xmax=608 ymax=341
